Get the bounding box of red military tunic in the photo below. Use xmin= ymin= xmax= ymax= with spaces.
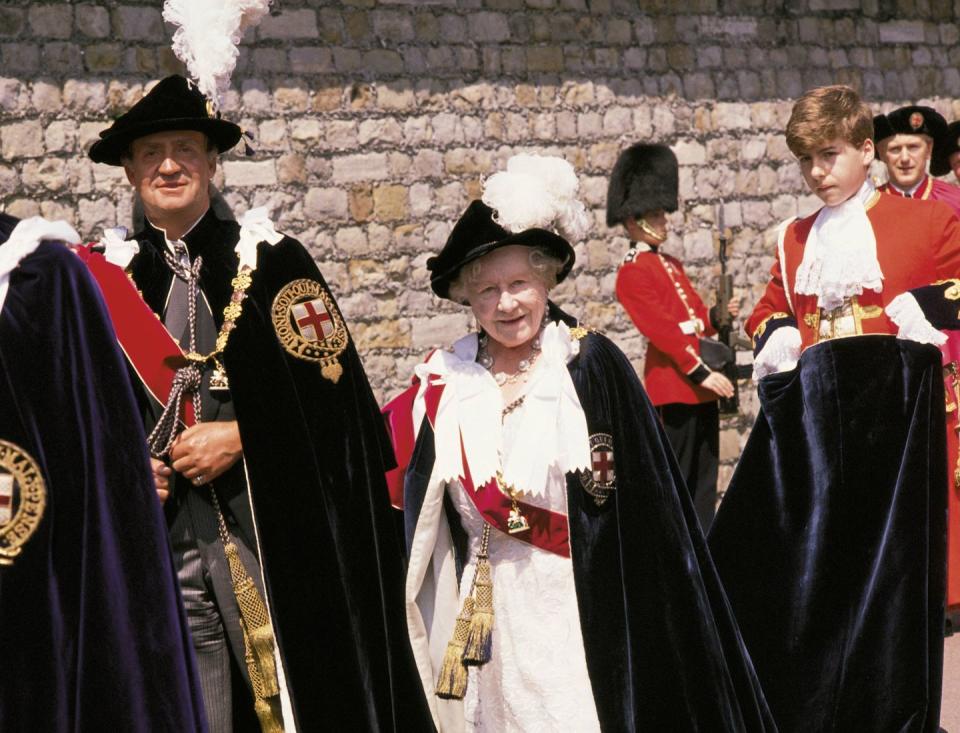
xmin=878 ymin=174 xmax=960 ymax=216
xmin=747 ymin=191 xmax=960 ymax=349
xmin=879 ymin=175 xmax=960 ymax=613
xmin=748 ymin=191 xmax=960 ymax=614
xmin=616 ymin=244 xmax=717 ymax=407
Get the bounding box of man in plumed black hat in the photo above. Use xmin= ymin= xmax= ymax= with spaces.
xmin=874 ymin=105 xmax=960 ymax=213
xmin=87 ymin=75 xmax=432 ymax=732
xmin=606 ymin=143 xmax=739 ymax=532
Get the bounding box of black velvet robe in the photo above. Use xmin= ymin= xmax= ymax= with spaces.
xmin=126 ymin=210 xmax=433 ymax=731
xmin=709 ymin=337 xmax=946 ymax=732
xmin=0 ymin=234 xmax=206 ymax=731
xmin=405 ymin=306 xmax=775 ymax=731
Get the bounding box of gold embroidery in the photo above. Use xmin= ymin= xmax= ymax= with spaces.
xmin=0 ymin=440 xmax=46 ymax=567
xmin=752 ymin=311 xmax=792 ymax=348
xmin=271 ymin=279 xmax=349 ymax=383
xmin=934 ymin=279 xmax=960 ymax=301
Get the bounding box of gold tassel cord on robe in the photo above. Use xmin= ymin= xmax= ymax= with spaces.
xmin=462 ymin=524 xmax=494 ymax=665
xmin=435 ymin=597 xmax=474 ymax=699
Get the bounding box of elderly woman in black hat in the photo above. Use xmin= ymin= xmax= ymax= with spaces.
xmin=391 ymin=155 xmax=775 ymax=732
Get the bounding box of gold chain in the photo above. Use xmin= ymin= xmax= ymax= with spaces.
xmin=183 ymin=266 xmax=254 ymax=368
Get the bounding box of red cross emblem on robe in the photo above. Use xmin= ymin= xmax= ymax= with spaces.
xmin=291 ymin=298 xmax=334 ymax=343
xmin=579 ymin=432 xmax=616 ymax=507
xmin=0 ymin=473 xmax=13 ymax=526
xmin=592 ymin=448 xmax=615 ymax=484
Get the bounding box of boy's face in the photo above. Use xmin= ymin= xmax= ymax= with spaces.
xmin=798 ymin=137 xmax=874 ymax=207
xmin=878 ymin=134 xmax=931 ymax=190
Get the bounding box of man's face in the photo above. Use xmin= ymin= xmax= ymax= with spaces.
xmin=950 ymin=150 xmax=960 ymax=181
xmin=798 ymin=137 xmax=873 ymax=207
xmin=878 ymin=133 xmax=932 ymax=189
xmin=123 ymin=130 xmax=215 ymax=224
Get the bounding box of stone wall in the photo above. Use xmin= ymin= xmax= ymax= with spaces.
xmin=2 ymin=0 xmax=959 ymax=487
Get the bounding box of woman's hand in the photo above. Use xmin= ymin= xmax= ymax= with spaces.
xmin=701 ymin=371 xmax=735 ymax=398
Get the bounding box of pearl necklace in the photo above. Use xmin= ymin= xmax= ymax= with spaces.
xmin=477 ymin=329 xmax=543 ymax=386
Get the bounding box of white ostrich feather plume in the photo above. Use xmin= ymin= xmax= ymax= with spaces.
xmin=481 ymin=153 xmax=591 ymax=243
xmin=163 ymin=0 xmax=273 ymax=111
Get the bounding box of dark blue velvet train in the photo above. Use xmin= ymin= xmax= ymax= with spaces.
xmin=0 ymin=217 xmax=206 ymax=731
xmin=710 ymin=336 xmax=947 ymax=732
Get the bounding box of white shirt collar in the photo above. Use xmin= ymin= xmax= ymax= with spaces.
xmin=890 ymin=175 xmax=926 ymax=197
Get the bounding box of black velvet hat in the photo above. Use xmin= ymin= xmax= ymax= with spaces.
xmin=874 ymin=105 xmax=947 ymax=146
xmin=931 ymin=120 xmax=960 ymax=177
xmin=428 ymin=200 xmax=575 ymax=300
xmin=606 ymin=143 xmax=678 ymax=227
xmin=88 ymin=75 xmax=242 ymax=166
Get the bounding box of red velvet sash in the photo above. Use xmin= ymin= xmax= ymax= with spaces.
xmin=74 ymin=245 xmax=195 ymax=426
xmin=423 ymin=381 xmax=570 ymax=558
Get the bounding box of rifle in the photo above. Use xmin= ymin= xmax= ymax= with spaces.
xmin=713 ymin=203 xmax=751 ymax=414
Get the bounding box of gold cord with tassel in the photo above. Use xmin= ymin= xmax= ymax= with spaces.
xmin=462 ymin=524 xmax=494 ymax=665
xmin=214 ymin=489 xmax=284 ymax=732
xmin=435 ymin=597 xmax=474 ymax=699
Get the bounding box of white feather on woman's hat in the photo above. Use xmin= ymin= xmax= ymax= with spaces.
xmin=163 ymin=0 xmax=274 ymax=112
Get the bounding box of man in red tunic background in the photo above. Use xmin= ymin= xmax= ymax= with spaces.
xmin=608 ymin=143 xmax=739 ymax=531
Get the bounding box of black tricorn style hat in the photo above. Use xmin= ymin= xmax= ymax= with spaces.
xmin=606 ymin=143 xmax=678 ymax=227
xmin=427 ymin=200 xmax=575 ymax=300
xmin=931 ymin=120 xmax=960 ymax=177
xmin=88 ymin=75 xmax=242 ymax=166
xmin=874 ymin=105 xmax=948 ymax=146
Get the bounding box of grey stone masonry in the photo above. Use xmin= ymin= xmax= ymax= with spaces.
xmin=3 ymin=0 xmax=960 ymax=490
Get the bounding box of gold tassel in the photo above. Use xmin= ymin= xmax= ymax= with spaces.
xmin=462 ymin=528 xmax=494 ymax=665
xmin=254 ymin=698 xmax=284 ymax=733
xmin=250 ymin=625 xmax=280 ymax=698
xmin=435 ymin=597 xmax=473 ymax=699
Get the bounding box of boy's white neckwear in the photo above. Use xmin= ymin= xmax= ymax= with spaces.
xmin=794 ymin=180 xmax=882 ymax=312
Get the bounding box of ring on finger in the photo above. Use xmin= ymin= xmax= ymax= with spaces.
xmin=193 ymin=474 xmax=205 ymax=486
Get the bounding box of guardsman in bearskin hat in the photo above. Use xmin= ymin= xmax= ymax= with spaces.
xmin=0 ymin=213 xmax=206 ymax=729
xmin=876 ymin=105 xmax=960 ymax=633
xmin=84 ymin=72 xmax=431 ymax=733
xmin=606 ymin=143 xmax=738 ymax=531
xmin=874 ymin=105 xmax=960 ymax=213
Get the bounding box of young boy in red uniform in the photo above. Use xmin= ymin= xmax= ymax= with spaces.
xmin=608 ymin=143 xmax=738 ymax=531
xmin=710 ymin=85 xmax=960 ymax=732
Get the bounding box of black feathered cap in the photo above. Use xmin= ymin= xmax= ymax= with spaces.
xmin=427 ymin=200 xmax=575 ymax=300
xmin=606 ymin=143 xmax=678 ymax=227
xmin=931 ymin=120 xmax=960 ymax=177
xmin=874 ymin=105 xmax=947 ymax=146
xmin=88 ymin=75 xmax=242 ymax=166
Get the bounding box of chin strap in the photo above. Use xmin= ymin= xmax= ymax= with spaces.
xmin=638 ymin=217 xmax=667 ymax=243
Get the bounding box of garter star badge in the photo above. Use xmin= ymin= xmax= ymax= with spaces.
xmin=272 ymin=279 xmax=349 ymax=383
xmin=0 ymin=439 xmax=46 ymax=566
xmin=578 ymin=432 xmax=616 ymax=507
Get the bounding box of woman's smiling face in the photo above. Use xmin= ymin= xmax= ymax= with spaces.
xmin=464 ymin=245 xmax=548 ymax=350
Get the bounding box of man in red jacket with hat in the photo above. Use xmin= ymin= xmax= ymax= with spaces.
xmin=608 ymin=143 xmax=738 ymax=531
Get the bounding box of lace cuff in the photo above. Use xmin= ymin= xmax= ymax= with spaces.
xmin=885 ymin=292 xmax=948 ymax=346
xmin=753 ymin=325 xmax=801 ymax=380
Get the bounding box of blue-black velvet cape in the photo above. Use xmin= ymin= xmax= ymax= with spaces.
xmin=0 ymin=227 xmax=206 ymax=731
xmin=405 ymin=306 xmax=776 ymax=731
xmin=709 ymin=337 xmax=946 ymax=732
xmin=126 ymin=210 xmax=433 ymax=731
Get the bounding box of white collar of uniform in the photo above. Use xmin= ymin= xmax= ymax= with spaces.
xmin=623 ymin=241 xmax=654 ymax=264
xmin=794 ymin=179 xmax=883 ymax=311
xmin=890 ymin=176 xmax=926 ymax=197
xmin=413 ymin=321 xmax=591 ymax=496
xmin=0 ymin=217 xmax=80 ymax=315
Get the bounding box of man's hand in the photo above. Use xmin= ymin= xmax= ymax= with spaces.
xmin=702 ymin=371 xmax=735 ymax=399
xmin=151 ymin=456 xmax=172 ymax=505
xmin=727 ymin=296 xmax=741 ymax=319
xmin=170 ymin=421 xmax=243 ymax=487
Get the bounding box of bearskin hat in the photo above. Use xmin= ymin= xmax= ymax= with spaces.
xmin=606 ymin=143 xmax=678 ymax=227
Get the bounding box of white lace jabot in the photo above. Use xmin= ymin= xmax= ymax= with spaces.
xmin=413 ymin=321 xmax=591 ymax=498
xmin=794 ymin=180 xmax=883 ymax=311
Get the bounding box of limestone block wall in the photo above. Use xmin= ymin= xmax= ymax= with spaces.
xmin=2 ymin=0 xmax=959 ymax=488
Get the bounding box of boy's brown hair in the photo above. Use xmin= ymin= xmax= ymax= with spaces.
xmin=785 ymin=85 xmax=874 ymax=157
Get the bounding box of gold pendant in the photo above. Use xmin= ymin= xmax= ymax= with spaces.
xmin=507 ymin=502 xmax=529 ymax=534
xmin=209 ymin=367 xmax=230 ymax=392
xmin=321 ymin=360 xmax=343 ymax=384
